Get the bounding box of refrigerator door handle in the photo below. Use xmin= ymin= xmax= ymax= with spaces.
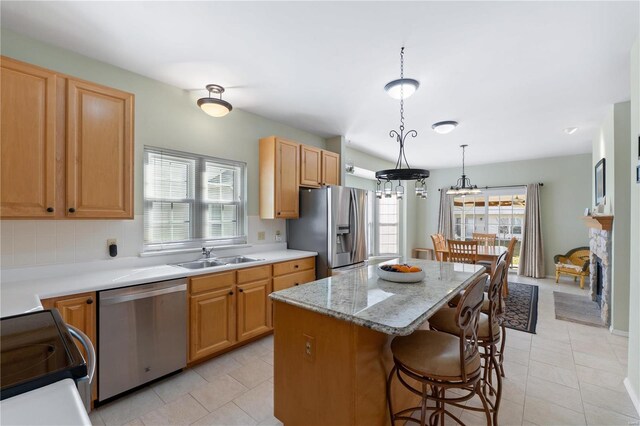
xmin=350 ymin=189 xmax=358 ymax=262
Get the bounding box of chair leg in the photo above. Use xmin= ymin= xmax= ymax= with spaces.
xmin=475 ymin=382 xmax=493 ymax=426
xmin=491 ymin=345 xmax=503 ymax=426
xmin=555 ymin=272 xmax=559 ymax=283
xmin=574 ymin=276 xmax=577 ymax=282
xmin=580 ymin=276 xmax=585 ymax=289
xmin=386 ymin=365 xmax=397 ymax=426
xmin=499 ymin=323 xmax=507 ymax=378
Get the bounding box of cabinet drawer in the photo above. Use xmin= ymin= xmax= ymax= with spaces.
xmin=273 ymin=257 xmax=315 ymax=276
xmin=273 ymin=269 xmax=316 ymax=292
xmin=237 ymin=265 xmax=271 ymax=284
xmin=190 ymin=271 xmax=236 ymax=294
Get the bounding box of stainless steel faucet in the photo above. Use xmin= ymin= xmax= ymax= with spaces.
xmin=202 ymin=247 xmax=216 ymax=259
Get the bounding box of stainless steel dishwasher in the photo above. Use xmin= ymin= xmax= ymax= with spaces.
xmin=98 ymin=278 xmax=187 ymax=401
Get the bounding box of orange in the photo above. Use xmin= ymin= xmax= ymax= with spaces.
xmin=397 ymin=265 xmax=410 ymax=273
xmin=409 ymin=266 xmax=422 ymax=272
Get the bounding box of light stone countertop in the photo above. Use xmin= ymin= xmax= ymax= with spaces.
xmin=270 ymin=259 xmax=485 ymax=336
xmin=1 ymin=248 xmax=317 ymax=318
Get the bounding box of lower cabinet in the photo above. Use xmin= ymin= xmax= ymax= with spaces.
xmin=41 ymin=292 xmax=97 ymax=402
xmin=237 ymin=279 xmax=272 ymax=341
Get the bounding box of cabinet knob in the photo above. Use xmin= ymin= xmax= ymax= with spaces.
xmin=239 ymin=288 xmax=244 ymax=293
xmin=294 ymin=264 xmax=299 ymax=269
xmin=294 ymin=283 xmax=299 ymax=286
xmin=46 ymin=207 xmax=54 ymax=213
xmin=86 ymin=298 xmax=93 ymax=305
xmin=277 ymin=212 xmax=281 ymax=216
xmin=228 ymin=291 xmax=233 ymax=295
xmin=68 ymin=208 xmax=76 ymax=213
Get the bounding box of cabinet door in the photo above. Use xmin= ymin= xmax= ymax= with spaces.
xmin=321 ymin=151 xmax=340 ymax=186
xmin=300 ymin=145 xmax=321 ymax=188
xmin=41 ymin=292 xmax=97 ymax=400
xmin=237 ymin=279 xmax=272 ymax=341
xmin=189 ymin=287 xmax=236 ymax=362
xmin=1 ymin=58 xmax=57 ymax=218
xmin=66 ymin=79 xmax=133 ymax=218
xmin=274 ymin=139 xmax=299 ymax=218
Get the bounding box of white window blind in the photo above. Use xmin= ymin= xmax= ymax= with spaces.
xmin=144 ymin=147 xmax=246 ymax=251
xmin=376 ymin=196 xmax=399 ymax=255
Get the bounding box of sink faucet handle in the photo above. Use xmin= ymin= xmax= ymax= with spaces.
xmin=202 ymin=247 xmax=215 ymax=259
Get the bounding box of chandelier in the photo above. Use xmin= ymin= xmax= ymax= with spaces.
xmin=375 ymin=47 xmax=430 ymax=200
xmin=446 ymin=144 xmax=482 ymax=195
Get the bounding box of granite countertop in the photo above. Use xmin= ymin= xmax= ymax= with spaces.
xmin=1 ymin=249 xmax=317 ymax=317
xmin=270 ymin=259 xmax=485 ymax=336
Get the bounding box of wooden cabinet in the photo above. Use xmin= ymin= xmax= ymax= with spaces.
xmin=321 ymin=150 xmax=340 ymax=186
xmin=300 ymin=145 xmax=322 ymax=188
xmin=189 ymin=273 xmax=236 ymax=362
xmin=66 ymin=78 xmax=133 ymax=218
xmin=0 ymin=56 xmax=134 ymax=219
xmin=41 ymin=292 xmax=97 ymax=400
xmin=272 ymin=257 xmax=316 ymax=291
xmin=237 ymin=278 xmax=272 ymax=341
xmin=259 ymin=136 xmax=299 ymax=219
xmin=0 ymin=58 xmax=58 ymax=218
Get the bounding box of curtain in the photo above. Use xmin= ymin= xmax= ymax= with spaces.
xmin=437 ymin=187 xmax=454 ymax=240
xmin=518 ymin=183 xmax=545 ymax=277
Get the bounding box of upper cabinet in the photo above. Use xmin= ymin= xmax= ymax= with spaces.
xmin=259 ymin=136 xmax=300 ymax=219
xmin=66 ymin=79 xmax=133 ymax=218
xmin=0 ymin=58 xmax=58 ymax=217
xmin=260 ymin=135 xmax=340 ymax=219
xmin=0 ymin=57 xmax=134 ymax=219
xmin=321 ymin=150 xmax=340 ymax=186
xmin=300 ymin=145 xmax=322 ymax=188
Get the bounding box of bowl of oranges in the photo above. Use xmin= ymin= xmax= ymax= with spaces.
xmin=376 ymin=263 xmax=425 ymax=283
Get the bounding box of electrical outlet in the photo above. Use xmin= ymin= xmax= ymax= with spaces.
xmin=257 ymin=231 xmax=266 ymax=241
xmin=275 ymin=229 xmax=282 ymax=242
xmin=303 ymin=334 xmax=315 ymax=362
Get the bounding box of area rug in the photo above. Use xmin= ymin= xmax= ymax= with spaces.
xmin=503 ymin=282 xmax=539 ymax=334
xmin=553 ymin=291 xmax=605 ymax=328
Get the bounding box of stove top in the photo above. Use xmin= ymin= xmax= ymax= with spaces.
xmin=1 ymin=310 xmax=87 ymax=400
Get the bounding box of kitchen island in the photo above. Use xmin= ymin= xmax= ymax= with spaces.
xmin=269 ymin=259 xmax=485 ymax=426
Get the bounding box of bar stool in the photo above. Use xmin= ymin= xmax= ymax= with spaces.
xmin=386 ymin=274 xmax=490 ymax=426
xmin=429 ymin=260 xmax=508 ymax=425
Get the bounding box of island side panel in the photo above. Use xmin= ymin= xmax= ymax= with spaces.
xmin=273 ymin=301 xmax=420 ymax=425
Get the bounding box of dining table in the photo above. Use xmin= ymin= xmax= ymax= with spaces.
xmin=436 ymin=244 xmax=508 ymax=275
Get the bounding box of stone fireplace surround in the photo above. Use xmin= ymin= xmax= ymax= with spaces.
xmin=589 ymin=227 xmax=612 ymax=326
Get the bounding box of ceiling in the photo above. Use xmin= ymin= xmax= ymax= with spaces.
xmin=2 ymin=1 xmax=638 ymax=169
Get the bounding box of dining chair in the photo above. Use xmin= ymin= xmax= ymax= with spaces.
xmin=472 ymin=232 xmax=497 ymax=247
xmin=387 ymin=274 xmax=490 ymax=426
xmin=503 ymin=237 xmax=518 ymax=297
xmin=447 ymin=239 xmax=478 ymax=264
xmin=429 ymin=260 xmax=508 ymax=426
xmin=430 ymin=234 xmax=446 ymax=261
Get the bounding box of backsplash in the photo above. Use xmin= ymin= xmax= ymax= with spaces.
xmin=0 ymin=215 xmax=285 ymax=269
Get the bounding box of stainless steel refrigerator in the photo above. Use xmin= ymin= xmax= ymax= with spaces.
xmin=287 ymin=186 xmax=369 ymax=278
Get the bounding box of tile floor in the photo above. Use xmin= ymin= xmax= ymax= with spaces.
xmin=90 ymin=275 xmax=639 ymax=426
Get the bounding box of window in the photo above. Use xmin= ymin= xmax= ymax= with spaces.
xmin=144 ymin=147 xmax=246 ymax=251
xmin=452 ymin=189 xmax=526 ymax=268
xmin=376 ymin=196 xmax=400 ymax=255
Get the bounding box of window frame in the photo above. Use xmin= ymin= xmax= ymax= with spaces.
xmin=373 ymin=195 xmax=401 ymax=256
xmin=143 ymin=146 xmax=247 ymax=252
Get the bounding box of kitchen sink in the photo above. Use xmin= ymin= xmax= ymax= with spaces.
xmin=173 ymin=256 xmax=262 ymax=270
xmin=216 ymin=256 xmax=262 ymax=264
xmin=175 ymin=259 xmax=227 ymax=269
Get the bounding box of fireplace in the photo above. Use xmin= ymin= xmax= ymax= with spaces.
xmin=594 ymin=256 xmax=603 ymax=305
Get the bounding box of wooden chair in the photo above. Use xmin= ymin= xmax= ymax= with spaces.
xmin=472 ymin=232 xmax=497 ymax=247
xmin=503 ymin=237 xmax=518 ymax=297
xmin=554 ymin=247 xmax=590 ymax=289
xmin=387 ymin=274 xmax=490 ymax=426
xmin=429 ymin=260 xmax=507 ymax=425
xmin=447 ymin=239 xmax=478 ymax=264
xmin=430 ymin=234 xmax=446 ymax=261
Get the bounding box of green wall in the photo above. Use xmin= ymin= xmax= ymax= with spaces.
xmin=417 ymin=154 xmax=592 ymax=277
xmin=0 ymin=29 xmax=327 ymax=217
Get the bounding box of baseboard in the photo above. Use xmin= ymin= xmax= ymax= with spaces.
xmin=624 ymin=378 xmax=640 ymax=417
xmin=609 ymin=327 xmax=629 ymax=337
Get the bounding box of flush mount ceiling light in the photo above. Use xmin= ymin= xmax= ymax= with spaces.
xmin=197 ymin=84 xmax=232 ymax=117
xmin=375 ymin=47 xmax=430 ymax=200
xmin=384 ymin=48 xmax=419 ymax=100
xmin=564 ymin=127 xmax=578 ymax=135
xmin=446 ymin=144 xmax=481 ymax=196
xmin=431 ymin=120 xmax=459 ymax=134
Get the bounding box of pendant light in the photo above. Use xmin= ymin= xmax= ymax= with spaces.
xmin=375 ymin=47 xmax=430 ymax=200
xmin=446 ymin=144 xmax=481 ymax=195
xmin=197 ymin=84 xmax=233 ymax=117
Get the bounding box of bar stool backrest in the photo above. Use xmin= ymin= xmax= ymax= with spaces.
xmin=455 ymin=273 xmax=486 ymax=381
xmin=487 ymin=259 xmax=507 ymax=338
xmin=448 ymin=240 xmax=478 ymax=264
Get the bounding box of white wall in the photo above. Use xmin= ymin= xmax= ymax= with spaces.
xmin=0 ymin=29 xmax=326 ymax=268
xmin=592 ymin=102 xmax=632 ymax=332
xmin=626 ymin=37 xmax=640 ymax=415
xmin=417 ymin=154 xmax=592 ymax=277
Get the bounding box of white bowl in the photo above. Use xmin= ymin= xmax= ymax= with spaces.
xmin=375 ymin=266 xmax=426 ymax=283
